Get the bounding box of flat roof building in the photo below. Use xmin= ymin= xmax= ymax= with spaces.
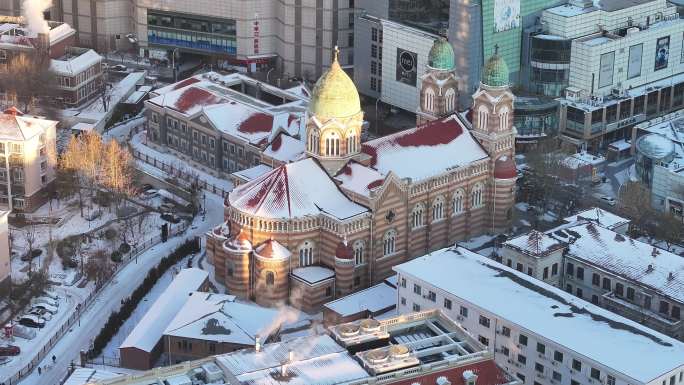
xmin=395 ymin=246 xmax=684 ymax=385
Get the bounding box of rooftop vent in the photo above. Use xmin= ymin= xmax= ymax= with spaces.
xmin=358 ymin=344 xmax=419 ymax=375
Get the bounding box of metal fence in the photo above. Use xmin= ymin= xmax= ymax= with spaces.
xmin=131 ymin=149 xmax=231 ymax=199
xmin=1 ymin=220 xmax=189 ymax=385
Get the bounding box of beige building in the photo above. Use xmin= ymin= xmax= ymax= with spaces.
xmin=50 ymin=0 xmax=354 ymax=79
xmin=0 ymin=107 xmax=57 ymax=212
xmin=0 ymin=211 xmax=9 ymax=295
xmin=206 ymin=42 xmax=517 ymax=313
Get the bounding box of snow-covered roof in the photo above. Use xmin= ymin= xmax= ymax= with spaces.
xmin=119 ymin=268 xmax=208 ymax=352
xmin=503 ymin=230 xmax=565 ymax=257
xmin=291 ymin=266 xmax=335 ymax=285
xmin=334 ymin=161 xmax=386 ymax=198
xmin=50 ymin=49 xmax=102 ymax=76
xmin=63 ymin=368 xmax=119 ymax=385
xmin=228 ymin=158 xmax=368 ymax=220
xmin=255 ymin=239 xmax=292 ymax=260
xmin=263 ymin=133 xmax=306 ymax=163
xmin=562 ymin=151 xmax=605 ymax=169
xmin=48 ymin=23 xmax=76 ymax=44
xmin=550 ymin=222 xmax=684 ymax=304
xmin=0 ymin=109 xmax=56 ymax=141
xmin=215 ymin=334 xmax=368 ymax=385
xmin=563 ymin=207 xmax=630 ymax=231
xmin=394 ymin=247 xmax=684 ymax=383
xmin=164 ymin=292 xmax=279 ymax=345
xmin=324 ymin=281 xmax=396 ymax=317
xmin=608 ymin=138 xmax=632 ymax=152
xmin=231 ymin=164 xmax=273 ymax=183
xmin=362 ymin=115 xmax=488 ymax=181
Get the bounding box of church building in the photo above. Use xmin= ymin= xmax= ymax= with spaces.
xmin=206 ymin=41 xmax=517 ymax=312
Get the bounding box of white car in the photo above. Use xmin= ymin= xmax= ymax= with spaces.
xmin=32 ymin=303 xmax=58 ymax=315
xmin=140 ymin=189 xmax=158 ymax=199
xmin=32 ymin=297 xmax=59 ymax=308
xmin=598 ymin=195 xmax=617 ymax=206
xmin=29 ymin=308 xmax=52 ymax=321
xmin=41 ymin=291 xmax=59 ymax=301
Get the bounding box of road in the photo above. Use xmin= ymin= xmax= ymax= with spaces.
xmin=14 ymin=193 xmax=224 ymax=385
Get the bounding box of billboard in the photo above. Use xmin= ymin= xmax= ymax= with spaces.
xmin=655 ymin=36 xmax=670 ymax=71
xmin=627 ymin=44 xmax=643 ymax=79
xmin=598 ymin=52 xmax=615 ymax=88
xmin=494 ymin=0 xmax=521 ymax=33
xmin=396 ymin=48 xmax=418 ymax=86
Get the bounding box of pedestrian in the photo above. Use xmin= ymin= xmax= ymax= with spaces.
xmin=38 ymin=367 xmax=41 ymax=375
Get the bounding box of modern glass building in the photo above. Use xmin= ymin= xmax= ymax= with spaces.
xmin=147 ymin=11 xmax=238 ymax=55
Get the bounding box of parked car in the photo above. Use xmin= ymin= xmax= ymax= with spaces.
xmin=32 ymin=303 xmax=58 ymax=315
xmin=593 ymin=193 xmax=617 ymax=206
xmin=32 ymin=297 xmax=59 ymax=308
xmin=140 ymin=189 xmax=158 ymax=199
xmin=29 ymin=308 xmax=52 ymax=321
xmin=18 ymin=315 xmax=45 ymax=328
xmin=140 ymin=183 xmax=154 ymax=192
xmin=159 ymin=202 xmax=175 ymax=212
xmin=0 ymin=345 xmax=20 ymax=356
xmin=111 ymin=64 xmax=127 ymax=72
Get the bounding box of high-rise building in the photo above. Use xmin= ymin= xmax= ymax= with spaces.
xmin=52 ymin=0 xmax=355 ymax=80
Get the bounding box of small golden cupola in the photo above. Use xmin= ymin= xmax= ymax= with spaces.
xmin=306 ymin=46 xmax=365 ymax=175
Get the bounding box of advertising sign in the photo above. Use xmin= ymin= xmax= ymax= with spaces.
xmin=494 ymin=0 xmax=521 ymax=33
xmin=396 ymin=48 xmax=417 ymax=86
xmin=655 ymin=36 xmax=670 ymax=71
xmin=598 ymin=51 xmax=615 ymax=88
xmin=627 ymin=44 xmax=643 ymax=79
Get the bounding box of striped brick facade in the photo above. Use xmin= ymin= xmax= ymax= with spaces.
xmin=206 ymin=59 xmax=516 ymax=313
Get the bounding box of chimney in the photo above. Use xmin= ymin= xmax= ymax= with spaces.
xmin=668 ymin=272 xmax=675 ymax=281
xmin=462 ymin=370 xmax=478 ymax=385
xmin=255 ymin=336 xmax=261 ymax=352
xmin=646 ymin=264 xmax=654 ymax=273
xmin=280 ymin=350 xmax=294 ymax=377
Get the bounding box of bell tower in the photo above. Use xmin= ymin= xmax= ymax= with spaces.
xmin=471 ymin=46 xmax=517 ymax=233
xmin=417 ymin=37 xmax=460 ymax=126
xmin=306 ymin=47 xmax=364 ymax=175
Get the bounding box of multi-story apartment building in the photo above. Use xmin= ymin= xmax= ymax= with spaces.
xmin=0 ymin=107 xmax=57 ymax=212
xmin=501 ymin=209 xmax=684 ymax=341
xmin=0 ymin=211 xmax=9 ymax=295
xmin=205 ymin=45 xmax=517 ymax=312
xmin=395 ymin=246 xmax=684 ymax=385
xmin=541 ymin=0 xmax=684 ymax=150
xmin=52 ymin=0 xmax=355 ymax=79
xmin=144 ymin=72 xmax=309 ymax=178
xmin=92 ymin=310 xmax=519 ymax=385
xmin=50 ymin=47 xmax=104 ymax=107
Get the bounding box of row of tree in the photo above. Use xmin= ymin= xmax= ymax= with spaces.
xmin=59 ymin=131 xmax=137 ymax=216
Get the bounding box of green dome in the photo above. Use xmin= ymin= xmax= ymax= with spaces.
xmin=427 ymin=38 xmax=455 ymax=71
xmin=482 ymin=50 xmax=510 ymax=87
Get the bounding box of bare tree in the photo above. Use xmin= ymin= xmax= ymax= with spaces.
xmin=653 ymin=212 xmax=684 ymax=251
xmin=618 ymin=181 xmax=658 ymax=236
xmin=0 ymin=51 xmax=58 ymax=115
xmin=24 ymin=223 xmax=37 ymax=276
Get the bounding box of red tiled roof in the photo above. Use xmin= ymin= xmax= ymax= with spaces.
xmin=3 ymin=107 xmax=23 ymax=116
xmin=386 ymin=359 xmax=511 ymax=385
xmin=335 ymin=241 xmax=353 ymax=260
xmin=173 ymin=87 xmax=224 ymax=114
xmin=494 ymin=155 xmax=517 ymax=179
xmin=171 ymin=77 xmax=201 ymax=91
xmin=238 ymin=113 xmax=274 ymax=134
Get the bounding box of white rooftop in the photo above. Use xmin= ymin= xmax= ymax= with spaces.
xmin=563 ymin=207 xmax=630 ymax=230
xmin=119 ymin=268 xmax=208 ymax=352
xmin=232 ymin=164 xmax=273 ymax=183
xmin=291 ymin=266 xmax=335 ymax=285
xmin=228 ymin=158 xmax=368 ymax=220
xmin=362 ymin=115 xmax=489 ymax=181
xmin=503 ymin=230 xmax=565 ymax=257
xmin=550 ymin=222 xmax=684 ymax=304
xmin=63 ymin=368 xmax=119 ymax=385
xmin=164 ymin=292 xmax=279 ymax=345
xmin=394 ymin=246 xmax=684 ymax=383
xmin=324 ymin=281 xmax=396 ymax=317
xmin=50 ymin=49 xmax=102 ymax=76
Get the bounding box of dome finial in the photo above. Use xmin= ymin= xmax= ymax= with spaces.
xmin=494 ymin=44 xmax=499 ymax=55
xmin=334 ymin=45 xmax=340 ymax=63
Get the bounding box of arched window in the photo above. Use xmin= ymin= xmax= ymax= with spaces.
xmin=453 ymin=189 xmax=464 ymax=215
xmin=299 ymin=240 xmax=314 ymax=266
xmin=308 ymin=130 xmax=320 ymax=153
xmin=478 ymin=105 xmax=489 ymax=131
xmin=444 ymin=88 xmax=456 ymax=113
xmin=353 ymin=240 xmax=365 ymax=265
xmin=411 ymin=203 xmax=424 ymax=229
xmin=424 ymin=88 xmax=436 ymax=112
xmin=383 ymin=230 xmax=396 ymax=256
xmin=324 ymin=131 xmax=341 ymax=156
xmin=471 ymin=182 xmax=484 ymax=208
xmin=346 ymin=130 xmax=357 ymax=154
xmin=265 ymin=271 xmax=275 ymax=286
xmin=499 ymin=106 xmax=509 ymax=132
xmin=432 ymin=195 xmax=445 ymax=221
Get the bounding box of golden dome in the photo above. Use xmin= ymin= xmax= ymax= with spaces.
xmin=309 ymin=48 xmax=361 ymax=119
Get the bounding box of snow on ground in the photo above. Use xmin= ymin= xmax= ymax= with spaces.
xmin=11 ymin=193 xmax=225 ymax=385
xmin=98 ymin=256 xmax=193 ymax=360
xmin=458 ymin=234 xmax=496 ymax=251
xmin=130 ymin=130 xmax=234 ymax=193
xmin=103 ymin=115 xmax=145 ymax=142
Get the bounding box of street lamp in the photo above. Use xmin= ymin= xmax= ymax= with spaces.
xmin=375 ymin=97 xmax=382 ymax=135
xmin=171 ymin=48 xmax=180 ymax=83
